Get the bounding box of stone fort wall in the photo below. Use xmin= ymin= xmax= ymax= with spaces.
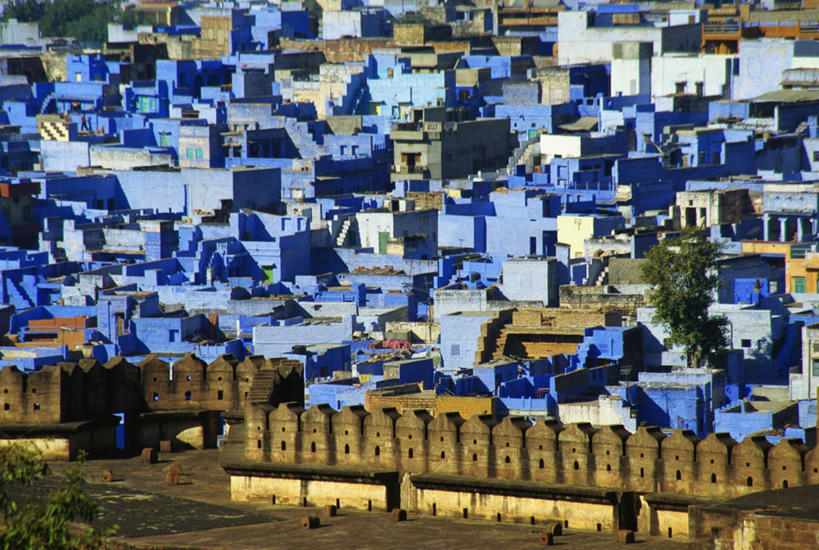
xmin=0 ymin=354 xmax=303 ymax=424
xmin=244 ymin=402 xmax=818 ymax=499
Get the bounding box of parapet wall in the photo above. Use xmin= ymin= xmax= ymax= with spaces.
xmin=245 ymin=402 xmax=817 ymax=499
xmin=0 ymin=354 xmax=303 ymax=424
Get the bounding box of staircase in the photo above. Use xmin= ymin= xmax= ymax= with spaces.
xmin=335 ymin=217 xmax=355 ymax=247
xmin=39 ymin=93 xmax=57 ymax=115
xmin=7 ymin=279 xmax=34 ymax=309
xmin=505 ymin=133 xmax=542 ymax=175
xmin=246 ymin=367 xmax=280 ymax=406
xmin=591 ymin=262 xmax=610 ymax=286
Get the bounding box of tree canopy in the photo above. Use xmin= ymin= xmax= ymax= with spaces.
xmin=641 ymin=230 xmax=729 ymax=368
xmin=2 ymin=0 xmax=120 ymax=44
xmin=0 ymin=444 xmax=112 ymax=550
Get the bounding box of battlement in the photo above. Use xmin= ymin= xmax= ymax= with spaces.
xmin=0 ymin=354 xmax=304 ymax=425
xmin=244 ymin=402 xmax=818 ymax=500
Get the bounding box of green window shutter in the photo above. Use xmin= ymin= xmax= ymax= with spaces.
xmin=794 ymin=276 xmax=807 ymax=293
xmin=378 ymin=231 xmax=389 ymax=254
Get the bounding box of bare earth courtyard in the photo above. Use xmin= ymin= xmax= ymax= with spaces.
xmin=43 ymin=449 xmax=688 ymax=549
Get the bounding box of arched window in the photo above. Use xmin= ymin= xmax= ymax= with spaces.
xmin=539 ymin=458 xmax=544 ymax=469
xmin=746 ymin=476 xmax=753 ymax=487
xmin=374 ymin=446 xmax=380 ymax=456
xmin=676 ymin=470 xmax=682 ymax=480
xmin=344 ymin=444 xmax=350 ymax=454
xmin=281 ymin=441 xmax=286 ymax=451
xmin=505 ymin=456 xmax=511 ymax=464
xmin=711 ymin=473 xmax=717 ymax=483
xmin=311 ymin=441 xmax=316 ymax=453
xmin=472 ymin=454 xmax=478 ymax=462
xmin=441 ymin=451 xmax=446 ymax=459
xmin=573 ymin=461 xmax=579 ymax=470
xmin=408 ymin=448 xmax=414 ymax=458
xmin=783 ymin=480 xmax=789 ymax=488
xmin=606 ymin=464 xmax=611 ymax=472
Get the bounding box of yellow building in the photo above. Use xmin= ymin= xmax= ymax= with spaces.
xmin=556 ymin=214 xmax=623 ymax=259
xmin=741 ymin=241 xmax=815 ymax=294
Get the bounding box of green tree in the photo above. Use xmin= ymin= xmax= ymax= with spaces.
xmin=0 ymin=444 xmax=113 ymax=550
xmin=2 ymin=0 xmax=121 ymax=44
xmin=641 ymin=230 xmax=729 ymax=368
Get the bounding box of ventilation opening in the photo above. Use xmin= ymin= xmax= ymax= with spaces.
xmin=463 ymin=508 xmax=468 ymax=519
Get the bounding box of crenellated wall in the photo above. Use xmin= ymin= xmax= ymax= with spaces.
xmin=244 ymin=402 xmax=818 ymax=499
xmin=0 ymin=354 xmax=304 ymax=425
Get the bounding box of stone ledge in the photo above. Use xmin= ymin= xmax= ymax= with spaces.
xmin=410 ymin=473 xmax=623 ymax=505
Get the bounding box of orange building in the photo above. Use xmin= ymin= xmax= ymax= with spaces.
xmin=741 ymin=241 xmax=817 ymax=294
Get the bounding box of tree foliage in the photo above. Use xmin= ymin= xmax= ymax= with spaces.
xmin=641 ymin=230 xmax=729 ymax=368
xmin=2 ymin=0 xmax=120 ymax=44
xmin=0 ymin=444 xmax=113 ymax=550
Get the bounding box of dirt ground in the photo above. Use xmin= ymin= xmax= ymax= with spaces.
xmin=44 ymin=449 xmax=690 ymax=550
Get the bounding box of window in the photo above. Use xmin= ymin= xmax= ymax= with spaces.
xmin=813 ymin=151 xmax=819 ymax=163
xmin=794 ymin=276 xmax=807 ymax=293
xmin=33 ymin=403 xmax=39 ymax=411
xmin=159 ymin=133 xmax=171 ymax=147
xmin=450 ymin=344 xmax=460 ymax=356
xmin=195 ymin=148 xmax=203 ymax=159
xmin=186 ymin=148 xmax=194 ymax=160
xmin=217 ymin=390 xmax=224 ymax=400
xmin=741 ymin=339 xmax=752 ymax=348
xmin=184 ymin=391 xmax=191 ymax=401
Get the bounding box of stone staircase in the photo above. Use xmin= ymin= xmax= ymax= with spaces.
xmin=505 ymin=133 xmax=542 ymax=175
xmin=246 ymin=367 xmax=280 ymax=406
xmin=473 ymin=309 xmax=515 ymax=364
xmin=335 ymin=217 xmax=356 ymax=247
